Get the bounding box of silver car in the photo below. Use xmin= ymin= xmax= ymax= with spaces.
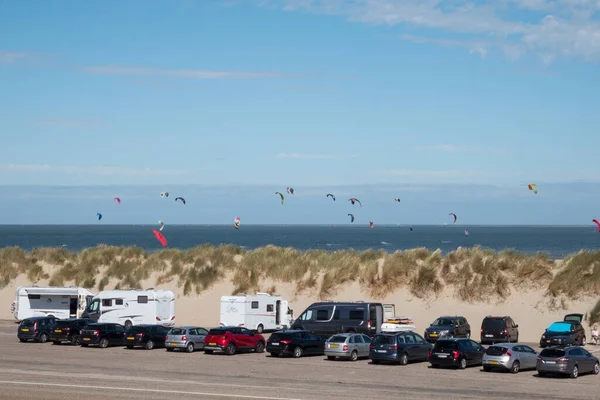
xmin=482 ymin=343 xmax=538 ymax=373
xmin=324 ymin=333 xmax=372 ymax=361
xmin=165 ymin=326 xmax=208 ymax=353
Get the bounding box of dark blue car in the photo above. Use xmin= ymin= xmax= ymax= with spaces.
xmin=369 ymin=331 xmax=432 ymax=365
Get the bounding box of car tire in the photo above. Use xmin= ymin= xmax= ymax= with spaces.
xmin=145 ymin=340 xmax=155 ymax=350
xmin=327 ymin=356 xmax=335 ymax=361
xmin=39 ymin=333 xmax=48 ymax=343
xmin=256 ymin=324 xmax=264 ymax=334
xmin=52 ymin=341 xmax=61 ymax=345
xmin=593 ymin=362 xmax=599 ymax=375
xmin=483 ymin=366 xmax=492 ymax=372
xmin=510 ymin=361 xmax=520 ymax=374
xmin=538 ymin=371 xmax=546 ymax=377
xmin=225 ymin=342 xmax=236 ymax=356
xmin=292 ymin=346 xmax=303 ymax=358
xmin=350 ymin=351 xmax=358 ymax=362
xmin=19 ymin=338 xmax=27 ymax=343
xmin=99 ymin=338 xmax=109 ymax=348
xmin=399 ymin=353 xmax=408 ymax=366
xmin=166 ymin=348 xmax=174 ymax=352
xmin=515 ymin=334 xmax=519 ymax=343
xmin=126 ymin=345 xmax=133 ymax=349
xmin=204 ymin=350 xmax=214 ymax=354
xmin=570 ymin=365 xmax=579 ymax=379
xmin=124 ymin=320 xmax=132 ymax=329
xmin=270 ymin=352 xmax=279 ymax=357
xmin=372 ymin=360 xmax=380 ymax=365
xmin=71 ymin=334 xmax=81 ymax=345
xmin=430 ymin=364 xmax=439 ymax=368
xmin=80 ymin=344 xmax=88 ymax=347
xmin=459 ymin=358 xmax=467 ymax=369
xmin=186 ymin=343 xmax=194 ymax=353
xmin=255 ymin=341 xmax=265 ymax=353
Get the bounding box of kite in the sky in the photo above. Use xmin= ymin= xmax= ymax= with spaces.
xmin=327 ymin=193 xmax=335 ymax=201
xmin=449 ymin=213 xmax=457 ymax=223
xmin=113 ymin=197 xmax=121 ymax=204
xmin=152 ymin=230 xmax=167 ymax=247
xmin=175 ymin=197 xmax=186 ymax=205
xmin=275 ymin=192 xmax=284 ymax=205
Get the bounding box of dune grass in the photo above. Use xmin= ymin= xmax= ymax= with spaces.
xmin=588 ymin=298 xmax=600 ymax=327
xmin=0 ymin=244 xmax=598 ymax=306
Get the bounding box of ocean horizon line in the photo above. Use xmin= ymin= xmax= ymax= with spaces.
xmin=0 ymin=223 xmax=597 ymax=228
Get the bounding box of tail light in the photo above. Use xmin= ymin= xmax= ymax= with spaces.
xmin=63 ymin=327 xmax=70 ymax=331
xmin=452 ymin=350 xmax=460 ymax=359
xmin=367 ymin=320 xmax=371 ymax=330
xmin=428 ymin=349 xmax=433 ymax=357
xmin=370 ymin=344 xmax=375 ymax=349
xmin=280 ymin=339 xmax=291 ymax=345
xmin=503 ymin=329 xmax=508 ymax=336
xmin=171 ymin=316 xmax=175 ymax=320
xmin=480 ymin=329 xmax=483 ymax=335
xmin=389 ymin=345 xmax=398 ymax=350
xmin=503 ymin=348 xmax=512 ymax=357
xmin=94 ymin=330 xmax=99 ymax=335
xmin=557 ymin=357 xmax=570 ymax=363
xmin=537 ymin=356 xmax=542 ymax=361
xmin=165 ymin=335 xmax=169 ymax=340
xmin=156 ymin=317 xmax=161 ymax=321
xmin=181 ymin=336 xmax=187 ymax=341
xmin=343 ymin=344 xmax=348 ymax=351
xmin=33 ymin=321 xmax=38 ymax=330
xmin=136 ymin=333 xmax=144 ymax=338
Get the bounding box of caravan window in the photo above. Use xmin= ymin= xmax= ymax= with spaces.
xmin=138 ymin=296 xmax=148 ymax=304
xmin=251 ymin=301 xmax=259 ymax=309
xmin=267 ymin=304 xmax=274 ymax=312
xmin=299 ymin=310 xmax=313 ymax=321
xmin=27 ymin=294 xmax=41 ymax=300
xmin=115 ymin=299 xmax=123 ymax=306
xmin=88 ymin=299 xmax=100 ymax=312
xmin=102 ymin=299 xmax=112 ymax=307
xmin=349 ymin=309 xmax=364 ymax=320
xmin=316 ymin=308 xmax=331 ymax=321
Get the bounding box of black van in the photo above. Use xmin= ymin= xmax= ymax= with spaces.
xmin=291 ymin=301 xmax=384 ymax=338
xmin=17 ymin=316 xmax=57 ymax=343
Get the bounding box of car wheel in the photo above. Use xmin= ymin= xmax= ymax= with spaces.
xmin=39 ymin=333 xmax=48 ymax=343
xmin=99 ymin=338 xmax=109 ymax=348
xmin=399 ymin=352 xmax=408 ymax=366
xmin=570 ymin=365 xmax=579 ymax=379
xmin=204 ymin=350 xmax=214 ymax=354
xmin=186 ymin=343 xmax=194 ymax=353
xmin=538 ymin=371 xmax=546 ymax=377
xmin=19 ymin=338 xmax=26 ymax=343
xmin=510 ymin=361 xmax=520 ymax=374
xmin=483 ymin=366 xmax=492 ymax=372
xmin=372 ymin=360 xmax=380 ymax=365
xmin=126 ymin=345 xmax=133 ymax=349
xmin=166 ymin=348 xmax=174 ymax=352
xmin=80 ymin=344 xmax=88 ymax=347
xmin=292 ymin=346 xmax=303 ymax=358
xmin=270 ymin=352 xmax=279 ymax=357
xmin=255 ymin=341 xmax=265 ymax=353
xmin=515 ymin=334 xmax=519 ymax=343
xmin=145 ymin=340 xmax=155 ymax=350
xmin=593 ymin=362 xmax=599 ymax=375
xmin=430 ymin=364 xmax=439 ymax=368
xmin=71 ymin=334 xmax=81 ymax=345
xmin=225 ymin=342 xmax=236 ymax=356
xmin=124 ymin=320 xmax=132 ymax=329
xmin=52 ymin=341 xmax=61 ymax=345
xmin=327 ymin=356 xmax=335 ymax=360
xmin=256 ymin=324 xmax=264 ymax=334
xmin=350 ymin=350 xmax=358 ymax=362
xmin=459 ymin=358 xmax=467 ymax=369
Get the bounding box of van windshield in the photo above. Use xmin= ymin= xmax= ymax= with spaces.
xmin=482 ymin=319 xmax=505 ymax=331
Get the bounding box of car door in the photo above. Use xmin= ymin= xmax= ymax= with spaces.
xmin=403 ymin=333 xmax=418 ymax=360
xmin=580 ymin=348 xmax=595 ymax=372
xmin=520 ymin=345 xmax=536 ymax=369
xmin=196 ymin=328 xmax=208 ymax=348
xmin=353 ymin=334 xmax=366 ymax=357
xmin=114 ymin=325 xmax=125 ymax=344
xmin=412 ymin=333 xmax=430 ymax=360
xmin=187 ymin=328 xmax=197 ymax=345
xmin=466 ymin=340 xmax=484 ymax=365
xmin=308 ymin=332 xmax=322 ymax=354
xmin=238 ymin=328 xmax=252 ymax=348
xmin=361 ymin=334 xmax=372 ymax=357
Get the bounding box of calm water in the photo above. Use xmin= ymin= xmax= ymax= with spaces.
xmin=0 ymin=225 xmax=599 ymax=259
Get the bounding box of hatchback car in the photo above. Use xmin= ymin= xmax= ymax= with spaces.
xmin=370 ymin=331 xmax=432 ymax=365
xmin=424 ymin=316 xmax=471 ymax=343
xmin=165 ymin=326 xmax=209 ymax=353
xmin=324 ymin=333 xmax=371 ymax=361
xmin=482 ymin=343 xmax=538 ymax=373
xmin=537 ymin=346 xmax=600 ymax=378
xmin=266 ymin=330 xmax=326 ymax=358
xmin=203 ymin=326 xmax=266 ymax=355
xmin=80 ymin=323 xmax=126 ymax=348
xmin=480 ymin=316 xmax=519 ymax=344
xmin=17 ymin=316 xmax=56 ymax=343
xmin=428 ymin=338 xmax=485 ymax=369
xmin=50 ymin=318 xmax=93 ymax=345
xmin=124 ymin=324 xmax=170 ymax=350
xmin=540 ymin=314 xmax=586 ymax=348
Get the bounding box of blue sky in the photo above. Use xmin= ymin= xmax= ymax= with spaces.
xmin=0 ymin=0 xmax=599 ymax=224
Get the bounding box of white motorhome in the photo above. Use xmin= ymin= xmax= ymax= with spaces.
xmin=11 ymin=286 xmax=96 ymax=322
xmin=81 ymin=289 xmax=175 ymax=328
xmin=219 ymin=293 xmax=293 ymax=334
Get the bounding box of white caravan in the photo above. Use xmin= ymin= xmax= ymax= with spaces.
xmin=11 ymin=286 xmax=96 ymax=322
xmin=220 ymin=293 xmax=293 ymax=333
xmin=81 ymin=289 xmax=175 ymax=328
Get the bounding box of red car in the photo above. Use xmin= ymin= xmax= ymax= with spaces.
xmin=203 ymin=326 xmax=266 ymax=355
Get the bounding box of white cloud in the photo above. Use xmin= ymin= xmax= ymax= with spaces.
xmin=255 ymin=0 xmax=600 ymax=62
xmin=275 ymin=153 xmax=360 ymax=159
xmin=416 ymin=144 xmax=506 ymax=153
xmin=80 ymin=65 xmax=282 ymax=79
xmin=0 ymin=164 xmax=205 ymax=177
xmin=0 ymin=51 xmax=28 ymax=65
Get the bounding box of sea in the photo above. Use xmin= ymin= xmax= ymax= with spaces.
xmin=0 ymin=225 xmax=599 ymax=259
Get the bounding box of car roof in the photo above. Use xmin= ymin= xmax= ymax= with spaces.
xmin=172 ymin=326 xmax=203 ymax=329
xmin=435 ymin=338 xmax=468 ymax=342
xmin=483 ymin=316 xmax=510 ymax=319
xmin=275 ymin=330 xmax=309 ymax=334
xmin=488 ymin=343 xmax=519 ymax=348
xmin=437 ymin=316 xmax=462 ymax=319
xmin=26 ymin=316 xmax=55 ymax=320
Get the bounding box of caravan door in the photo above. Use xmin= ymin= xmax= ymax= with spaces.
xmin=156 ymin=297 xmax=173 ymax=326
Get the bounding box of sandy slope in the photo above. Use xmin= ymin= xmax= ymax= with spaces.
xmin=1 ymin=266 xmax=595 ymax=343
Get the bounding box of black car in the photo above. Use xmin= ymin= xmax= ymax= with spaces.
xmin=80 ymin=323 xmax=126 ymax=348
xmin=50 ymin=318 xmax=93 ymax=345
xmin=480 ymin=316 xmax=519 ymax=344
xmin=428 ymin=338 xmax=485 ymax=369
xmin=369 ymin=331 xmax=432 ymax=365
xmin=266 ymin=330 xmax=326 ymax=358
xmin=17 ymin=316 xmax=57 ymax=343
xmin=540 ymin=314 xmax=587 ymax=348
xmin=424 ymin=316 xmax=471 ymax=343
xmin=124 ymin=324 xmax=170 ymax=350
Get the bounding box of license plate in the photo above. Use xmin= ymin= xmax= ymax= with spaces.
xmin=489 ymin=360 xmax=499 ymax=364
xmin=55 ymin=329 xmax=62 ymax=333
xmin=330 ymin=344 xmax=339 ymax=348
xmin=436 ymin=353 xmax=448 ymax=358
xmin=430 ymin=334 xmax=438 ymax=337
xmin=271 ymin=343 xmax=279 ymax=346
xmin=543 ymin=360 xmax=556 ymax=364
xmin=170 ymin=342 xmax=178 ymax=346
xmin=127 ymin=337 xmax=134 ymax=340
xmin=83 ymin=338 xmax=90 ymax=341
xmin=377 ymin=350 xmax=387 ymax=353
xmin=546 ymin=340 xmax=551 ymax=343
xmin=209 ymin=342 xmax=216 ymax=346
xmin=485 ymin=334 xmax=493 ymax=337
xmin=21 ymin=328 xmax=29 ymax=332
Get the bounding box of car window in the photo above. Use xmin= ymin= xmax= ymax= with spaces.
xmin=372 ymin=335 xmax=395 ymax=345
xmin=540 ymin=348 xmax=565 ymax=358
xmin=198 ymin=328 xmax=208 ymax=335
xmin=348 ymin=336 xmax=355 ymax=344
xmin=432 ymin=318 xmax=454 ymax=326
xmin=513 ymin=345 xmax=523 ymax=352
xmin=240 ymin=328 xmax=252 ymax=335
xmin=396 ymin=335 xmax=405 ymax=344
xmin=300 ymin=310 xmax=313 ymax=321
xmin=522 ymin=345 xmax=535 ymax=353
xmin=354 ymin=335 xmax=364 ymax=344
xmin=404 ymin=334 xmax=415 ymax=344
xmin=328 ymin=335 xmax=347 ymax=343
xmin=362 ymin=335 xmax=372 ymax=343
xmin=315 ymin=307 xmax=331 ymax=321
xmin=309 ymin=333 xmax=320 ymax=341
xmin=413 ymin=333 xmax=426 ymax=344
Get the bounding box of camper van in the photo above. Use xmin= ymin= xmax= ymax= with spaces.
xmin=81 ymin=289 xmax=175 ymax=328
xmin=220 ymin=293 xmax=293 ymax=334
xmin=11 ymin=286 xmax=96 ymax=322
xmin=291 ymin=301 xmax=394 ymax=338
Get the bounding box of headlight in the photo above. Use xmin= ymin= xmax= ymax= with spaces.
xmin=440 ymin=330 xmax=450 ymax=335
xmin=542 ymin=335 xmax=546 ymax=339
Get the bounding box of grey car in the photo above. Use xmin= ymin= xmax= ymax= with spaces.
xmin=324 ymin=333 xmax=371 ymax=361
xmin=537 ymin=346 xmax=600 ymax=379
xmin=165 ymin=326 xmax=209 ymax=353
xmin=482 ymin=343 xmax=538 ymax=373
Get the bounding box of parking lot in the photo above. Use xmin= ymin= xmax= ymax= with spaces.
xmin=0 ymin=321 xmax=598 ymax=400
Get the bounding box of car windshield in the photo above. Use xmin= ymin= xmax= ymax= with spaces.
xmin=208 ymin=329 xmax=226 ymax=335
xmin=372 ymin=335 xmax=395 ymax=345
xmin=21 ymin=319 xmax=36 ymax=327
xmin=432 ymin=318 xmax=453 ymax=326
xmin=328 ymin=335 xmax=348 ymax=343
xmin=126 ymin=326 xmax=149 ymax=333
xmin=547 ymin=322 xmax=571 ymax=333
xmin=55 ymin=320 xmax=73 ymax=327
xmin=482 ymin=319 xmax=505 ymax=330
xmin=540 ymin=348 xmax=565 ymax=358
xmin=433 ymin=341 xmax=458 ymax=351
xmin=169 ymin=328 xmax=186 ymax=335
